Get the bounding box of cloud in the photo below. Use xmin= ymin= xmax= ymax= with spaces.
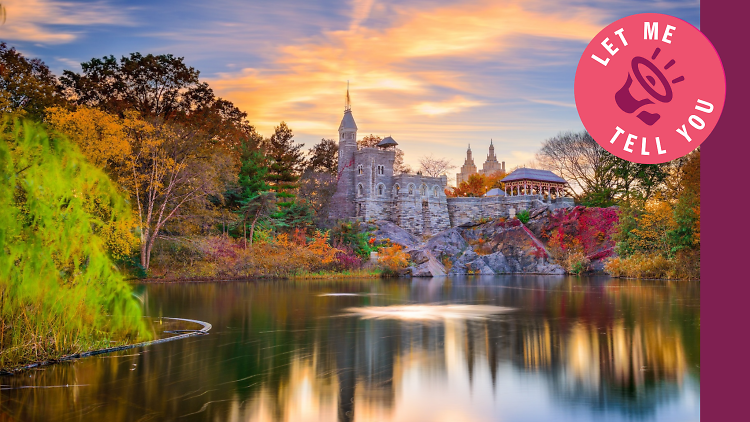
xmin=207 ymin=0 xmax=610 ymax=170
xmin=0 ymin=0 xmax=132 ymax=43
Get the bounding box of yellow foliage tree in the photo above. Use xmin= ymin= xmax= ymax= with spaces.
xmin=45 ymin=106 xmax=139 ymax=260
xmin=630 ymin=196 xmax=676 ymax=253
xmin=46 ymin=106 xmax=131 ymax=169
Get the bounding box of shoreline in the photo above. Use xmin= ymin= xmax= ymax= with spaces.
xmin=0 ymin=317 xmax=212 ymax=376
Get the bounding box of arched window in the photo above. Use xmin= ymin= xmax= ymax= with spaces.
xmin=357 ymin=184 xmax=364 ymax=197
xmin=394 ymin=184 xmax=401 ymax=195
xmin=378 ymin=184 xmax=384 ymax=196
xmin=357 ymin=165 xmax=363 ymax=175
xmin=420 ymin=185 xmax=426 ymax=196
xmin=408 ymin=184 xmax=415 ymax=195
xmin=433 ymin=186 xmax=439 ymax=197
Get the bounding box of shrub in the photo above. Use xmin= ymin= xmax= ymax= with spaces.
xmin=516 ymin=210 xmax=530 ymax=224
xmin=604 ymin=253 xmax=675 ymax=279
xmin=378 ymin=244 xmax=409 ymax=276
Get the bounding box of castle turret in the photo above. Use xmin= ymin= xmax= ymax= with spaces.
xmin=329 ymin=85 xmax=359 ymax=219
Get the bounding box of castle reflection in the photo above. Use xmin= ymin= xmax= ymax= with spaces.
xmin=0 ymin=276 xmax=700 ymax=422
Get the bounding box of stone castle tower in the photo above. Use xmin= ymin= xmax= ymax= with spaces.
xmin=328 ymin=88 xmax=358 ymax=218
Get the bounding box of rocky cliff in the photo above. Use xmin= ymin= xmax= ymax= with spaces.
xmin=368 ymin=205 xmax=618 ymax=277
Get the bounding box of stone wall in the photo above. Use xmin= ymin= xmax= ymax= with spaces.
xmin=447 ymin=195 xmax=563 ymax=226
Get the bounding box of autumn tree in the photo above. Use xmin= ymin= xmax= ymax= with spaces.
xmin=418 ymin=154 xmax=455 ymax=178
xmin=60 ymin=52 xmax=253 ymax=155
xmin=450 ymin=173 xmax=488 ymax=197
xmin=120 ymin=117 xmax=234 ymax=270
xmin=447 ymin=171 xmax=505 ymax=197
xmin=45 ymin=106 xmax=131 ymax=170
xmin=668 ymin=149 xmax=700 ymax=253
xmin=0 ymin=43 xmax=64 ymax=119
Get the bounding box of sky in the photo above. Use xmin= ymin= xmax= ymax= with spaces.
xmin=0 ymin=0 xmax=699 ymax=176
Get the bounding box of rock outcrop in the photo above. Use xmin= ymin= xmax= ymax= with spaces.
xmin=367 ymin=205 xmax=618 ymax=277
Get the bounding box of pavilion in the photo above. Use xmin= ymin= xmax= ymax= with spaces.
xmin=500 ymin=168 xmax=568 ymax=200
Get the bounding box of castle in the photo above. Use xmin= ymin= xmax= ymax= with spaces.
xmin=328 ymin=91 xmax=574 ymax=236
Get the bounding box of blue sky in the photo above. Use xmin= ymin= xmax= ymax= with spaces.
xmin=0 ymin=0 xmax=699 ymax=175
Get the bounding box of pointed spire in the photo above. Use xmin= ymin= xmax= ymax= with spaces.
xmin=490 ymin=138 xmax=493 ymax=146
xmin=468 ymin=144 xmax=471 ymax=151
xmin=345 ymin=80 xmax=351 ymax=111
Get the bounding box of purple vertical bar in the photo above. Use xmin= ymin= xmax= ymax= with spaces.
xmin=702 ymin=1 xmax=750 ymax=419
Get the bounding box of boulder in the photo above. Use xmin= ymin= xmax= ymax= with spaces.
xmin=369 ymin=220 xmax=421 ymax=248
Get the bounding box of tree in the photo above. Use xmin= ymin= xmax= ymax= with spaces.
xmin=358 ymin=134 xmax=412 ymax=174
xmin=668 ymin=149 xmax=700 ymax=253
xmin=60 ymin=52 xmax=256 ymax=153
xmin=536 ymin=131 xmax=671 ymax=206
xmin=308 ymin=138 xmax=338 ymax=175
xmin=238 ymin=192 xmax=275 ymax=247
xmin=0 ymin=43 xmax=64 ymax=119
xmin=536 ymin=131 xmax=617 ymax=205
xmin=61 ymin=53 xmax=201 ymax=119
xmin=447 ymin=171 xmax=505 ymax=197
xmin=121 ymin=116 xmax=234 ymax=270
xmin=265 ymin=122 xmax=305 ymax=206
xmin=0 ymin=118 xmax=145 ymax=367
xmin=298 ymin=168 xmax=338 ymax=226
xmin=418 ymin=154 xmax=455 ymax=178
xmin=450 ymin=173 xmax=488 ymax=197
xmin=45 ymin=106 xmax=131 ymax=170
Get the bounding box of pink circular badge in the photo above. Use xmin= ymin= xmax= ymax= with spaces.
xmin=575 ymin=13 xmax=725 ymax=164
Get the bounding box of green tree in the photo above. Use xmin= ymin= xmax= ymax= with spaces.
xmin=61 ymin=53 xmax=200 ymax=119
xmin=308 ymin=138 xmax=338 ymax=175
xmin=0 ymin=118 xmax=146 ymax=368
xmin=0 ymin=43 xmax=64 ymax=119
xmin=265 ymin=122 xmax=305 ymax=207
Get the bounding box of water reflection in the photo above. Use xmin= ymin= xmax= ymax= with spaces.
xmin=0 ymin=276 xmax=700 ymax=422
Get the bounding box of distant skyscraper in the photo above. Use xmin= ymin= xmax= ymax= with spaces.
xmin=456 ymin=141 xmax=505 ymax=185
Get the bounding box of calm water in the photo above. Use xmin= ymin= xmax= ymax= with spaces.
xmin=0 ymin=276 xmax=700 ymax=422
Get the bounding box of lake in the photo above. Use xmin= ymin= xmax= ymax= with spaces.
xmin=0 ymin=276 xmax=700 ymax=422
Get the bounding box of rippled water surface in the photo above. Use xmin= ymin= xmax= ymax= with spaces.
xmin=0 ymin=276 xmax=700 ymax=421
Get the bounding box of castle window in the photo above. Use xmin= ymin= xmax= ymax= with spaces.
xmin=394 ymin=184 xmax=401 ymax=195
xmin=376 ymin=165 xmax=385 ymax=175
xmin=433 ymin=187 xmax=439 ymax=197
xmin=408 ymin=184 xmax=414 ymax=195
xmin=378 ymin=184 xmax=384 ymax=196
xmin=357 ymin=184 xmax=364 ymax=197
xmin=420 ymin=185 xmax=426 ymax=196
xmin=357 ymin=165 xmax=363 ymax=175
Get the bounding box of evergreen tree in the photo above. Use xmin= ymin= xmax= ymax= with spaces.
xmin=265 ymin=122 xmax=305 ymax=207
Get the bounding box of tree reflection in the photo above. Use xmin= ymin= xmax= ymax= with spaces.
xmin=0 ymin=277 xmax=699 ymax=422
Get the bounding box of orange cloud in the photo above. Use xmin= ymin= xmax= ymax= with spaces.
xmin=0 ymin=0 xmax=131 ymax=43
xmin=208 ymin=0 xmax=604 ymax=169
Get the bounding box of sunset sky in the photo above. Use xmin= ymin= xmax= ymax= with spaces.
xmin=1 ymin=0 xmax=698 ymax=175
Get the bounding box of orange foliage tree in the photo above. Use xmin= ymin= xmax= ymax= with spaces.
xmin=447 ymin=171 xmax=506 ymax=197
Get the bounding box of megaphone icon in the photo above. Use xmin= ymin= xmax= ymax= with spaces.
xmin=615 ymin=48 xmax=684 ymax=126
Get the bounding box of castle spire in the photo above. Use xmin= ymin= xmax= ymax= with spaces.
xmin=345 ymin=81 xmax=351 ymax=111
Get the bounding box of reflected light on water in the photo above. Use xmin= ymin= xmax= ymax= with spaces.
xmin=343 ymin=304 xmax=515 ymax=321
